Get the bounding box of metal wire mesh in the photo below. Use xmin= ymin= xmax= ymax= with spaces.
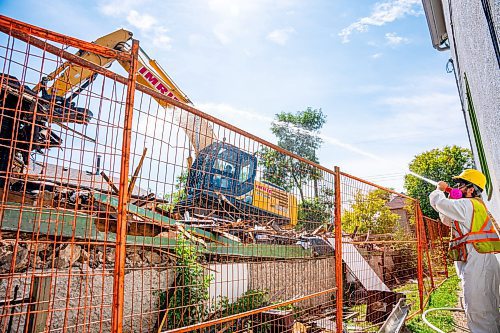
xmin=422 ymin=216 xmax=450 ymax=297
xmin=338 ymin=173 xmax=422 ymax=331
xmin=0 ymin=15 xmax=450 ymax=333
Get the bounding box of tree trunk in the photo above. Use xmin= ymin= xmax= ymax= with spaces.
xmin=291 ymin=172 xmax=304 ymax=201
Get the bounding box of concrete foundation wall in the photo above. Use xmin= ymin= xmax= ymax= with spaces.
xmin=2 ymin=257 xmax=335 ymax=332
xmin=249 ymin=257 xmax=336 ymax=309
xmin=0 ymin=267 xmax=175 ymax=333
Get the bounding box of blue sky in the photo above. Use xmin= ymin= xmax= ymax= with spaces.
xmin=0 ymin=0 xmax=470 ymax=191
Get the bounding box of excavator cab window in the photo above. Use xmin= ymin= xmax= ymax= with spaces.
xmin=239 ymin=159 xmax=254 ymax=183
xmin=187 ymin=142 xmax=257 ymax=198
xmin=213 ymin=158 xmax=236 ymax=189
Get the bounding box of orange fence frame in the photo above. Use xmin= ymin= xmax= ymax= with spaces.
xmin=0 ymin=14 xmax=451 ymax=333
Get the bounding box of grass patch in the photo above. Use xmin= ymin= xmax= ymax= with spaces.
xmin=405 ymin=274 xmax=460 ymax=333
xmin=394 ymin=280 xmax=420 ymax=312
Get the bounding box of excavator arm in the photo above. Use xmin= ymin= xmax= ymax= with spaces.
xmin=32 ymin=29 xmax=133 ymax=98
xmin=34 ymin=28 xmax=297 ymax=227
xmin=37 ymin=29 xmax=216 ymax=153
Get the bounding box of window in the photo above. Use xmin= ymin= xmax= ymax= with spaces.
xmin=239 ymin=159 xmax=254 ymax=183
xmin=464 ymin=74 xmax=493 ymax=199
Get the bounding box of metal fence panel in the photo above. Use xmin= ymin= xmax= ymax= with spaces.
xmin=0 ymin=15 xmax=450 ymax=333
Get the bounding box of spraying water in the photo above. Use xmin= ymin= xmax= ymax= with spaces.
xmin=407 ymin=171 xmax=438 ymax=186
xmin=407 ymin=170 xmax=463 ymax=199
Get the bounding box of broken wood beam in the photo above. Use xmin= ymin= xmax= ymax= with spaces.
xmin=128 ymin=147 xmax=147 ymax=200
xmin=100 ymin=171 xmax=120 ymax=194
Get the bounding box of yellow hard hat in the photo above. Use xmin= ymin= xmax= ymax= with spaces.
xmin=453 ymin=169 xmax=487 ymax=190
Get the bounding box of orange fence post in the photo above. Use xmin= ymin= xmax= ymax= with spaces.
xmin=111 ymin=39 xmax=139 ymax=333
xmin=423 ymin=219 xmax=435 ymax=289
xmin=334 ymin=166 xmax=343 ymax=333
xmin=439 ymin=222 xmax=449 ymax=278
xmin=415 ymin=203 xmax=425 ymax=312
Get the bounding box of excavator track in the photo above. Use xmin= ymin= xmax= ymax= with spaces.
xmin=174 ymin=190 xmax=291 ymax=226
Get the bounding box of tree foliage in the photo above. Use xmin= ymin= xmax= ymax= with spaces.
xmin=259 ymin=107 xmax=326 ymax=201
xmin=342 ymin=189 xmax=401 ymax=234
xmin=404 ymin=146 xmax=473 ymax=219
xmin=298 ymin=187 xmax=335 ymax=231
xmin=166 ymin=236 xmax=212 ymax=329
xmin=159 ymin=170 xmax=188 ymax=213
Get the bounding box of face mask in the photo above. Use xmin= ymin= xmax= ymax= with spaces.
xmin=445 ymin=186 xmax=463 ymax=199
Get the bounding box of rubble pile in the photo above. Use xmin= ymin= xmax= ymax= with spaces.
xmin=0 ymin=233 xmax=175 ymax=274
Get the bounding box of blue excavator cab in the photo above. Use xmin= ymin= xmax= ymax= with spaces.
xmin=187 ymin=142 xmax=257 ymax=199
xmin=177 ymin=142 xmax=292 ymax=225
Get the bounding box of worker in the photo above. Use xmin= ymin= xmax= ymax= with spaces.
xmin=224 ymin=164 xmax=233 ymax=177
xmin=429 ymin=169 xmax=500 ymax=332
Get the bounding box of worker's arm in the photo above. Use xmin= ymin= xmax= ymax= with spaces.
xmin=429 ymin=188 xmax=472 ymax=228
xmin=439 ymin=212 xmax=452 ymax=227
xmin=429 ymin=190 xmax=454 ymax=227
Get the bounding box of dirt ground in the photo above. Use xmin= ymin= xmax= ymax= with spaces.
xmin=452 ymin=292 xmax=469 ymax=332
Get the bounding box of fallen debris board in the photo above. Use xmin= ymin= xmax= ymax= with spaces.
xmin=327 ymin=237 xmax=390 ymax=292
xmin=93 ymin=193 xmax=238 ymax=245
xmin=1 ymin=201 xmax=312 ymax=258
xmin=207 ymin=244 xmax=312 ymax=259
xmin=1 ymin=202 xmax=178 ymax=247
xmin=377 ymin=298 xmax=409 ymax=333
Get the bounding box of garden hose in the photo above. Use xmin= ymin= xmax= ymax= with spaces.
xmin=421 ymin=307 xmax=465 ymax=333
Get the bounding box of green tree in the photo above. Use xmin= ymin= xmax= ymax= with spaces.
xmin=166 ymin=236 xmax=212 ymax=329
xmin=342 ymin=189 xmax=401 ymax=234
xmin=259 ymin=107 xmax=326 ymax=201
xmin=404 ymin=146 xmax=473 ymax=219
xmin=158 ymin=170 xmax=188 ymax=213
xmin=298 ymin=187 xmax=335 ymax=231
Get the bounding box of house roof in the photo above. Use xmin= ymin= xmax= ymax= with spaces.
xmin=387 ymin=196 xmax=407 ymax=210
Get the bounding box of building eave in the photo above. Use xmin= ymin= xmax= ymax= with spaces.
xmin=421 ymin=0 xmax=450 ymax=51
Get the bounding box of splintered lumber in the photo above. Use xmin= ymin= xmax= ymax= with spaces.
xmin=0 ymin=189 xmax=36 ymax=204
xmin=55 ymin=121 xmax=96 ymax=142
xmin=128 ymin=147 xmax=147 ymax=200
xmin=176 ymin=224 xmax=207 ymax=247
xmin=312 ymin=224 xmax=326 ymax=235
xmin=270 ymin=220 xmax=282 ymax=233
xmin=93 ymin=192 xmax=237 ymax=245
xmin=212 ymin=230 xmax=241 ymax=243
xmin=293 ymin=322 xmax=307 ymax=333
xmin=100 ymin=171 xmax=119 ymax=194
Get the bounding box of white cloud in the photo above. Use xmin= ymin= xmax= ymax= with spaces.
xmin=152 ymin=28 xmax=173 ymax=49
xmin=198 ymin=102 xmax=271 ymax=122
xmin=266 ymin=27 xmax=295 ymax=45
xmin=212 ymin=27 xmax=231 ymax=45
xmin=98 ymin=0 xmax=148 ymax=17
xmin=208 ymin=0 xmax=267 ymax=44
xmin=385 ymin=32 xmax=409 ymax=45
xmin=381 ymin=92 xmax=458 ymax=109
xmin=371 ymin=53 xmax=383 ymax=59
xmin=339 ymin=0 xmax=422 ymax=43
xmin=208 ymin=0 xmax=259 ymax=16
xmin=206 ymin=0 xmax=300 ymax=45
xmin=375 ymin=92 xmax=464 ymax=139
xmin=98 ymin=1 xmax=172 ymax=49
xmin=126 ymin=10 xmax=156 ymax=31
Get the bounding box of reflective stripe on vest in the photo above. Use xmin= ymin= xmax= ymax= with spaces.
xmin=449 ymin=231 xmax=499 ymax=248
xmin=449 ymin=198 xmax=500 ymax=261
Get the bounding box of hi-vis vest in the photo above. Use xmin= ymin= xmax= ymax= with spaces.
xmin=449 ymin=198 xmax=500 ymax=261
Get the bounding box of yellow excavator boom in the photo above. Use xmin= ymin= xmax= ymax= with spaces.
xmin=33 ymin=29 xmax=133 ymax=97
xmin=37 ymin=29 xmax=216 ymax=153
